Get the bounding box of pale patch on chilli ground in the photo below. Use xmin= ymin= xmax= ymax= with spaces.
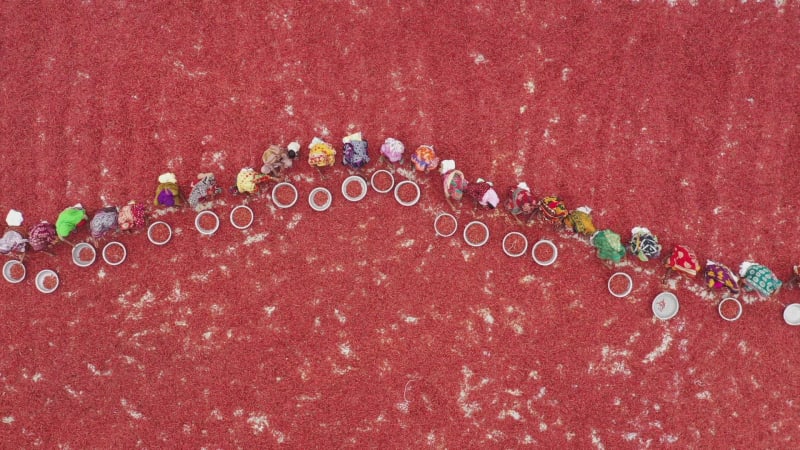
xmin=334 ymin=309 xmax=347 ymax=324
xmin=695 ymin=391 xmax=712 ymax=400
xmin=286 ymin=213 xmax=302 ymax=230
xmin=457 ymin=366 xmax=488 ymax=418
xmin=401 ymin=313 xmax=418 ymax=324
xmin=498 ymin=409 xmax=522 ymax=420
xmin=121 ymin=398 xmax=144 ymax=419
xmin=524 ymin=79 xmax=536 ymax=94
xmin=642 ymin=332 xmax=673 ymax=363
xmin=470 ymin=51 xmax=488 ymax=64
xmin=591 ymin=429 xmax=605 ymax=449
xmin=87 ymin=363 xmax=112 ymax=377
xmin=588 ymin=346 xmax=632 ymax=376
xmin=475 ymin=308 xmax=495 ymax=325
xmin=338 ymin=342 xmax=354 ymax=358
xmin=247 ymin=413 xmax=270 ymax=434
xmin=64 ymin=385 xmax=83 ymax=398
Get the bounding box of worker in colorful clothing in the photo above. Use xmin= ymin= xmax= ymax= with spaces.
xmin=439 ymin=160 xmax=467 ymax=210
xmin=628 ymin=227 xmax=662 ymax=262
xmin=411 ymin=145 xmax=440 ymax=173
xmin=704 ymin=260 xmax=740 ymax=295
xmin=261 ymin=142 xmax=299 ymax=177
xmin=1 ymin=209 xmax=27 ymax=261
xmin=591 ymin=229 xmax=626 ymax=264
xmin=342 ymin=132 xmax=369 ymax=170
xmin=55 ymin=204 xmax=88 ymax=245
xmin=308 ymin=137 xmax=336 ymax=178
xmin=663 ymin=244 xmax=702 ymax=283
xmin=538 ymin=195 xmax=569 ymax=225
xmin=188 ymin=173 xmax=222 ymax=210
xmin=117 ymin=201 xmax=147 ymax=232
xmin=154 ymin=172 xmax=184 ymax=208
xmin=464 ymin=178 xmax=500 ymax=209
xmin=379 ymin=137 xmax=405 ymax=165
xmin=233 ymin=167 xmax=279 ymax=196
xmin=505 ymin=182 xmax=537 ymax=224
xmin=739 ymin=262 xmax=782 ymax=298
xmin=28 ymin=221 xmax=58 ymax=255
xmin=563 ymin=206 xmax=596 ymax=237
xmin=88 ymin=206 xmax=119 ymax=248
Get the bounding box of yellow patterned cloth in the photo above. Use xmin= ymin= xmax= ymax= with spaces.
xmin=236 ymin=168 xmax=273 ymax=194
xmin=564 ymin=209 xmax=596 ymax=236
xmin=308 ymin=142 xmax=336 ymax=168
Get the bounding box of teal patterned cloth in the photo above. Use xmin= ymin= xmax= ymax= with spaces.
xmin=741 ymin=263 xmax=782 ymax=298
xmin=592 ymin=230 xmax=626 ymax=263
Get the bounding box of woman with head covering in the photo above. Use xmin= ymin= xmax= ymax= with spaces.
xmin=505 ymin=182 xmax=537 ymax=224
xmin=628 ymin=227 xmax=662 ymax=262
xmin=55 ymin=204 xmax=88 ymax=245
xmin=233 ymin=167 xmax=279 ymax=196
xmin=538 ymin=196 xmax=569 ymax=225
xmin=187 ymin=173 xmax=222 ymax=210
xmin=88 ymin=206 xmax=119 ymax=247
xmin=1 ymin=210 xmax=27 ymax=261
xmin=591 ymin=229 xmax=626 ymax=264
xmin=739 ymin=262 xmax=782 ymax=298
xmin=308 ymin=137 xmax=336 ymax=179
xmin=342 ymin=132 xmax=369 ymax=170
xmin=663 ymin=244 xmax=702 ymax=283
xmin=379 ymin=138 xmax=405 ymax=165
xmin=704 ymin=261 xmax=740 ymax=295
xmin=464 ymin=178 xmax=500 ymax=209
xmin=411 ymin=145 xmax=440 ymax=173
xmin=261 ymin=142 xmax=299 ymax=177
xmin=439 ymin=160 xmax=467 ymax=210
xmin=28 ymin=221 xmax=57 ymax=255
xmin=154 ymin=172 xmax=184 ymax=208
xmin=564 ymin=206 xmax=596 ymax=237
xmin=117 ymin=201 xmax=147 ymax=232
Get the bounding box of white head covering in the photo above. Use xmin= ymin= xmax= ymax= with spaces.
xmin=158 ymin=172 xmax=177 ymax=184
xmin=483 ymin=189 xmax=500 ymax=208
xmin=5 ymin=209 xmax=23 ymax=226
xmin=440 ymin=159 xmax=456 ymax=174
xmin=288 ymin=142 xmax=300 ymax=153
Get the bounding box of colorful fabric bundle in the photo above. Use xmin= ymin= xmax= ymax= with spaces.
xmin=308 ymin=138 xmax=336 ymax=168
xmin=564 ymin=207 xmax=596 ymax=236
xmin=342 ymin=133 xmax=369 ymax=169
xmin=90 ymin=207 xmax=119 ymax=239
xmin=237 ymin=167 xmax=273 ymax=194
xmin=262 ymin=143 xmax=297 ymax=176
xmin=28 ymin=221 xmax=57 ymax=251
xmin=739 ymin=262 xmax=782 ymax=298
xmin=411 ymin=145 xmax=440 ymax=172
xmin=188 ymin=173 xmax=219 ymax=210
xmin=380 ymin=138 xmax=404 ymax=163
xmin=0 ymin=230 xmax=27 ymax=255
xmin=506 ymin=182 xmax=536 ymax=216
xmin=118 ymin=201 xmax=147 ymax=231
xmin=440 ymin=160 xmax=466 ymax=201
xmin=154 ymin=173 xmax=182 ymax=207
xmin=704 ymin=260 xmax=740 ymax=295
xmin=591 ymin=229 xmax=626 ymax=263
xmin=55 ymin=205 xmax=88 ymax=238
xmin=665 ymin=245 xmax=702 ymax=277
xmin=464 ymin=179 xmax=499 ymax=208
xmin=539 ymin=196 xmax=569 ymax=223
xmin=628 ymin=227 xmax=662 ymax=262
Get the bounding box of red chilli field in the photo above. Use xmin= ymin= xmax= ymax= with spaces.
xmin=2 ymin=2 xmax=799 ymax=448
